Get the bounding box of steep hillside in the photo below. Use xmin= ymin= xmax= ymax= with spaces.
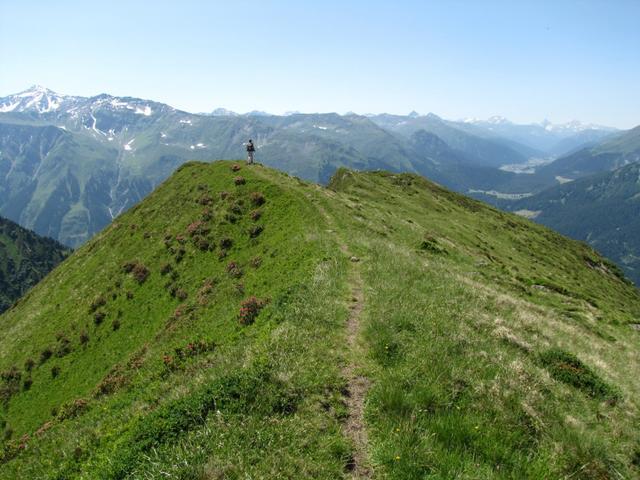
xmin=0 ymin=216 xmax=70 ymax=313
xmin=512 ymin=162 xmax=640 ymax=284
xmin=1 ymin=161 xmax=639 ymax=479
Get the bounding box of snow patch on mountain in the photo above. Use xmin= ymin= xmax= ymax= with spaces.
xmin=135 ymin=106 xmax=152 ymax=116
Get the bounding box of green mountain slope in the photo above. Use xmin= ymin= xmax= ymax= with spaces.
xmin=1 ymin=109 xmax=440 ymax=248
xmin=370 ymin=113 xmax=531 ymax=167
xmin=512 ymin=162 xmax=640 ymax=285
xmin=1 ymin=161 xmax=640 ymax=479
xmin=0 ymin=216 xmax=70 ymax=313
xmin=535 ymin=126 xmax=640 ymax=181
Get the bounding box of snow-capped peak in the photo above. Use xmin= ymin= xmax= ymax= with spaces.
xmin=486 ymin=115 xmax=512 ymax=125
xmin=0 ymin=85 xmax=69 ymax=113
xmin=18 ymin=85 xmax=64 ymax=97
xmin=461 ymin=115 xmax=512 ymax=125
xmin=538 ymin=119 xmax=614 ymax=133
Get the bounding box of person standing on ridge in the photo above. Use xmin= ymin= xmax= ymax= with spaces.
xmin=246 ymin=139 xmax=255 ymax=164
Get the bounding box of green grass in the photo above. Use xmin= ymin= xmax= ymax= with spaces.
xmin=1 ymin=162 xmax=640 ymax=478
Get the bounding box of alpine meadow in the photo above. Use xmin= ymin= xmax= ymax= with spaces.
xmin=2 ymin=1 xmax=640 ymax=479
xmin=1 ymin=162 xmax=639 ymax=478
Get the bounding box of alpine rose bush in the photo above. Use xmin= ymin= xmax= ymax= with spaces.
xmin=249 ymin=192 xmax=266 ymax=206
xmin=238 ymin=296 xmax=269 ymax=325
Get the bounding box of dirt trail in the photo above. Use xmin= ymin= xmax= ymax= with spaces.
xmin=313 ymin=198 xmax=371 ymax=478
xmin=249 ymin=167 xmax=372 ymax=477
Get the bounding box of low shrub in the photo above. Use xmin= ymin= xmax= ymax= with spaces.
xmin=230 ymin=201 xmax=244 ymax=214
xmin=94 ymin=367 xmax=127 ymax=397
xmin=57 ymin=398 xmax=88 ymax=420
xmin=55 ymin=336 xmax=72 ymax=357
xmin=171 ymin=304 xmax=194 ymax=322
xmin=132 ymin=263 xmax=150 ymax=283
xmin=0 ymin=367 xmax=21 ymax=404
xmin=121 ymin=261 xmax=137 ymax=273
xmin=539 ymin=348 xmax=621 ymax=401
xmin=123 ymin=261 xmax=150 ymax=283
xmin=220 ymin=237 xmax=233 ymax=249
xmin=94 ymin=311 xmax=106 ymax=325
xmin=250 ymin=209 xmax=262 ymax=221
xmin=0 ymin=367 xmax=20 ymax=384
xmin=22 ymin=378 xmax=32 ymax=391
xmin=186 ymin=221 xmax=209 ymax=237
xmin=249 ymin=225 xmax=264 ymax=238
xmin=234 ymin=176 xmax=246 ymax=185
xmin=24 ymin=358 xmax=35 ymax=372
xmin=224 ymin=212 xmax=238 ymax=223
xmin=176 ymin=288 xmax=188 ymax=301
xmin=231 ymin=164 xmax=241 ymax=172
xmin=250 ymin=256 xmax=262 ymax=268
xmin=112 ymin=319 xmax=121 ymax=331
xmin=193 ymin=236 xmax=212 ymax=251
xmin=89 ymin=295 xmax=107 ymax=313
xmin=219 ymin=191 xmax=229 ymax=200
xmin=250 ymin=192 xmax=266 ymax=206
xmin=226 ymin=261 xmax=243 ymax=278
xmin=201 ymin=208 xmax=213 ymax=221
xmin=238 ymin=296 xmax=269 ymax=325
xmin=198 ymin=278 xmax=216 ymax=299
xmin=198 ymin=193 xmax=214 ymax=206
xmin=51 ymin=366 xmax=61 ymax=378
xmin=160 ymin=263 xmax=173 ymax=275
xmin=79 ymin=330 xmax=90 ymax=345
xmin=39 ymin=348 xmax=53 ymax=364
xmin=174 ymin=339 xmax=216 ymax=361
xmin=419 ymin=234 xmax=447 ymax=254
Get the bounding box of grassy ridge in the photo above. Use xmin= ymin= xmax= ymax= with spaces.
xmin=1 ymin=162 xmax=639 ymax=478
xmin=325 ymin=170 xmax=640 ymax=478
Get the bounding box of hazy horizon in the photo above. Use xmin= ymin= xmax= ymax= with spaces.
xmin=1 ymin=0 xmax=638 ymax=129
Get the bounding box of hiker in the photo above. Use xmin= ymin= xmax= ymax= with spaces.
xmin=246 ymin=139 xmax=255 ymax=164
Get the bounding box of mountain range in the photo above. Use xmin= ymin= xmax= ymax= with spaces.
xmin=3 ymin=85 xmax=640 ymax=288
xmin=1 ymin=161 xmax=639 ymax=478
xmin=0 ymin=86 xmax=618 ymax=247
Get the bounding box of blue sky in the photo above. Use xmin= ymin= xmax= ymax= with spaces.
xmin=1 ymin=0 xmax=638 ymax=128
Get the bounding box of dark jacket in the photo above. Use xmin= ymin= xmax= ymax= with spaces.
xmin=246 ymin=142 xmax=255 ymax=152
